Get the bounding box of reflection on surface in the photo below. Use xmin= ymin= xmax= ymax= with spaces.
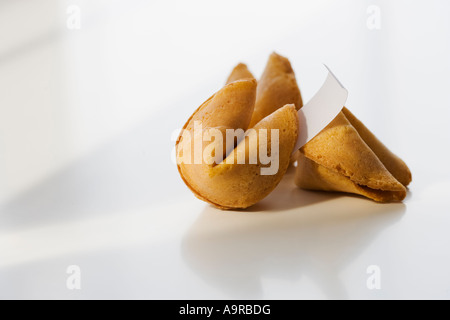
xmin=182 ymin=169 xmax=405 ymax=299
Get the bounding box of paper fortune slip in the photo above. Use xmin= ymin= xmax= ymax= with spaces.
xmin=293 ymin=65 xmax=348 ymax=153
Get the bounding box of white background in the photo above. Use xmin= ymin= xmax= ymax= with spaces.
xmin=1 ymin=0 xmax=449 ymax=299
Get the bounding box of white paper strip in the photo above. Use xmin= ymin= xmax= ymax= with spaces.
xmin=293 ymin=65 xmax=348 ymax=153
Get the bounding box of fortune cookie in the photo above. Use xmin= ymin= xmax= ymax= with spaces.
xmin=229 ymin=54 xmax=302 ymax=164
xmin=295 ymin=107 xmax=411 ymax=202
xmin=248 ymin=52 xmax=303 ymax=127
xmin=226 ymin=63 xmax=255 ymax=84
xmin=176 ymin=77 xmax=299 ymax=209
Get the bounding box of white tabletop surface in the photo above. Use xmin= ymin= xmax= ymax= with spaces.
xmin=1 ymin=0 xmax=450 ymax=299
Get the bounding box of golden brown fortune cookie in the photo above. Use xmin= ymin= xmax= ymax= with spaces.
xmin=248 ymin=52 xmax=303 ymax=127
xmin=295 ymin=108 xmax=411 ymax=202
xmin=176 ymin=79 xmax=299 ymax=209
xmin=228 ymin=55 xmax=302 ymax=164
xmin=226 ymin=63 xmax=255 ymax=84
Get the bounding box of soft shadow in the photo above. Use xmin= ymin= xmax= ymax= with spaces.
xmin=182 ymin=198 xmax=405 ymax=299
xmin=245 ymin=166 xmax=340 ymax=212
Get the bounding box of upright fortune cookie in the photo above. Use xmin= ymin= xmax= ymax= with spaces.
xmin=176 ymin=77 xmax=298 ymax=209
xmin=249 ymin=52 xmax=303 ymax=127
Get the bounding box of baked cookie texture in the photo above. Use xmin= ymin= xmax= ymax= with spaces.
xmin=230 ymin=54 xmax=302 ymax=164
xmin=176 ymin=78 xmax=298 ymax=209
xmin=249 ymin=52 xmax=303 ymax=127
xmin=226 ymin=63 xmax=255 ymax=84
xmin=176 ymin=52 xmax=411 ymax=208
xmin=295 ymin=107 xmax=411 ymax=202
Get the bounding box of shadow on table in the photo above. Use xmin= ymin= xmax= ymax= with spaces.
xmin=245 ymin=166 xmax=341 ymax=212
xmin=181 ymin=173 xmax=406 ymax=299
